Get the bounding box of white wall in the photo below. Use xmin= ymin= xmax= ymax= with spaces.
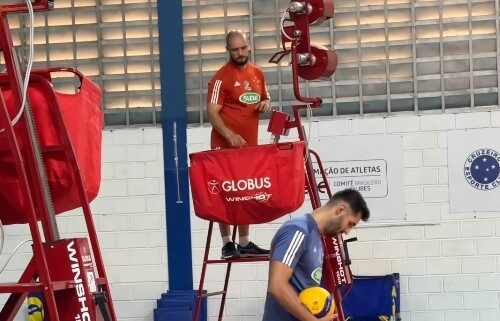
xmin=2 ymin=110 xmax=500 ymax=321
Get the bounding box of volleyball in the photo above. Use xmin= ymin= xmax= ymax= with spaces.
xmin=27 ymin=295 xmax=44 ymax=321
xmin=299 ymin=286 xmax=335 ymax=318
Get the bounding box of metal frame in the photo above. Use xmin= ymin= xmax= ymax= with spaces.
xmin=192 ymin=222 xmax=269 ymax=321
xmin=0 ymin=2 xmax=117 ymax=319
xmin=0 ymin=70 xmax=118 ymax=321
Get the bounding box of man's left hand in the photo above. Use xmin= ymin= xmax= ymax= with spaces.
xmin=255 ymin=100 xmax=271 ymax=113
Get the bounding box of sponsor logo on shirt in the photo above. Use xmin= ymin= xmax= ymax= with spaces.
xmin=311 ymin=267 xmax=322 ymax=284
xmin=239 ymin=92 xmax=260 ymax=104
xmin=244 ymin=80 xmax=252 ymax=91
xmin=234 ymin=81 xmax=241 ymax=87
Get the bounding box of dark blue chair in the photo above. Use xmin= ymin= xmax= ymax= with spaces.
xmin=341 ymin=273 xmax=400 ymax=321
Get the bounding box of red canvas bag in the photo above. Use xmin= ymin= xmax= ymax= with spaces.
xmin=0 ymin=70 xmax=102 ymax=225
xmin=189 ymin=142 xmax=305 ymax=225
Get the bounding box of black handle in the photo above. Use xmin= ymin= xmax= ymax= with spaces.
xmin=93 ymin=291 xmax=112 ymax=321
xmin=343 ymin=237 xmax=357 ymax=266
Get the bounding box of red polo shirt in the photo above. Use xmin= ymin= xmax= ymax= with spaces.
xmin=207 ymin=61 xmax=270 ymax=149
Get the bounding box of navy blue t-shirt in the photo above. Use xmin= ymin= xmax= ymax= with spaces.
xmin=262 ymin=213 xmax=324 ymax=321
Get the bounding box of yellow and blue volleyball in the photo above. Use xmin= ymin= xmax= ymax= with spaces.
xmin=299 ymin=286 xmax=335 ymax=318
xmin=27 ymin=294 xmax=44 ymax=321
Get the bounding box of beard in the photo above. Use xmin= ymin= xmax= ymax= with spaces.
xmin=231 ymin=55 xmax=249 ymax=66
xmin=324 ymin=219 xmax=343 ymax=236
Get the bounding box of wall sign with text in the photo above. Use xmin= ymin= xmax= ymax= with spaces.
xmin=316 ymin=159 xmax=388 ymax=198
xmin=309 ymin=134 xmax=405 ymax=221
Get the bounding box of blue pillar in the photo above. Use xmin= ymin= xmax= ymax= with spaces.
xmin=155 ymin=1 xmax=206 ymax=320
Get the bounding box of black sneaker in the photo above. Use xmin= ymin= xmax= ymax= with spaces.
xmin=237 ymin=242 xmax=270 ymax=257
xmin=221 ymin=242 xmax=241 ymax=259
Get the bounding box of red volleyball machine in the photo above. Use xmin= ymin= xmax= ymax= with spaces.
xmin=0 ymin=1 xmax=117 ymax=321
xmin=269 ymin=1 xmax=356 ymax=320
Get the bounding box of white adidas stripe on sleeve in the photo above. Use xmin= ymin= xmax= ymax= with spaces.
xmin=264 ymin=83 xmax=270 ymax=100
xmin=282 ymin=230 xmax=305 ymax=267
xmin=210 ymin=79 xmax=222 ymax=104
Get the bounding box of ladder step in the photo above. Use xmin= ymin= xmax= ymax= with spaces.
xmin=96 ymin=277 xmax=110 ymax=285
xmin=51 ymin=277 xmax=111 ymax=291
xmin=202 ymin=290 xmax=226 ymax=298
xmin=0 ymin=277 xmax=113 ymax=294
xmin=0 ymin=282 xmax=43 ymax=293
xmin=51 ymin=280 xmax=76 ymax=291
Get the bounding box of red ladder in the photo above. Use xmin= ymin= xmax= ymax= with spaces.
xmin=0 ymin=2 xmax=117 ymax=320
xmin=192 ymin=221 xmax=269 ymax=321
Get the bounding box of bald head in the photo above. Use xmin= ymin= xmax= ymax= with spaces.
xmin=225 ymin=30 xmax=248 ymax=48
xmin=225 ymin=30 xmax=250 ymax=66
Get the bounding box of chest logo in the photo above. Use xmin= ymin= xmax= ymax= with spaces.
xmin=239 ymin=92 xmax=261 ymax=104
xmin=311 ymin=267 xmax=322 ymax=284
xmin=234 ymin=81 xmax=240 ymax=87
xmin=244 ymin=80 xmax=252 ymax=91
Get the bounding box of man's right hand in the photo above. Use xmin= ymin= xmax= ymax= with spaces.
xmin=225 ymin=132 xmax=247 ymax=148
xmin=317 ymin=314 xmax=338 ymax=321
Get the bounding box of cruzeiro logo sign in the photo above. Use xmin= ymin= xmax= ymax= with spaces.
xmin=464 ymin=148 xmax=500 ymax=190
xmin=239 ymin=92 xmax=260 ymax=104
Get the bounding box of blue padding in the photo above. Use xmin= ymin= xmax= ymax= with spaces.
xmin=154 ymin=289 xmax=207 ymax=321
xmin=153 ymin=307 xmax=192 ymax=321
xmin=341 ymin=273 xmax=400 ymax=320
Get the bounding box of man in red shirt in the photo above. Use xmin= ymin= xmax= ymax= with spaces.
xmin=207 ymin=30 xmax=271 ymax=259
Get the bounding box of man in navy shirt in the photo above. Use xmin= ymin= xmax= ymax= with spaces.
xmin=263 ymin=189 xmax=370 ymax=321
